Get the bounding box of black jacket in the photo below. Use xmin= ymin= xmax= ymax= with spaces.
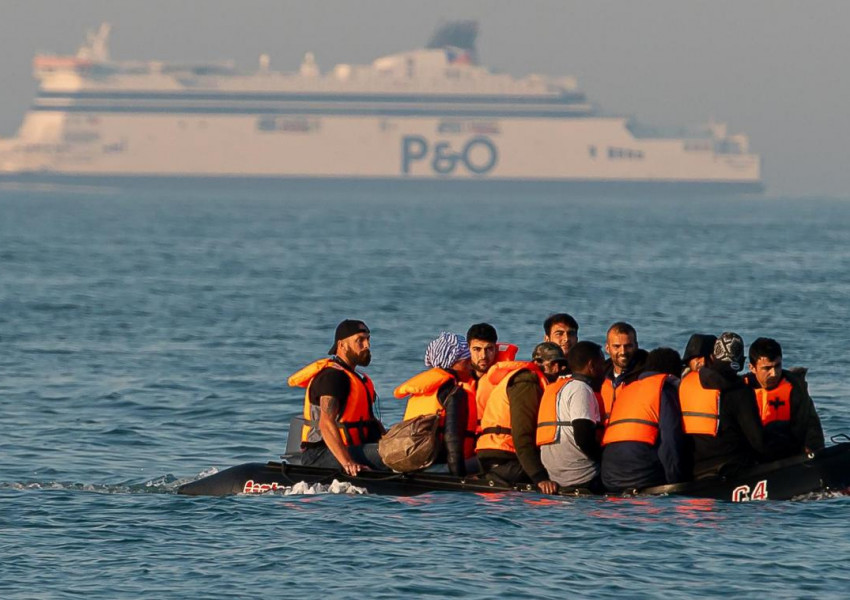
xmin=602 ymin=349 xmax=649 ymax=389
xmin=436 ymin=374 xmax=470 ymax=477
xmin=690 ymin=365 xmax=770 ymax=478
xmin=745 ymin=370 xmax=824 ymax=458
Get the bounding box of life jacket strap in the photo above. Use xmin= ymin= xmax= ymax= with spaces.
xmin=481 ymin=425 xmax=512 ymax=435
xmin=537 ymin=420 xmax=572 ymax=428
xmin=681 ymin=411 xmax=720 ymax=420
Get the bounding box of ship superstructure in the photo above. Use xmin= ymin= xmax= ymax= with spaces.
xmin=0 ymin=22 xmax=761 ymax=190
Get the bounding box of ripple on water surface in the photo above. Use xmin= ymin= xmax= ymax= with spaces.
xmin=2 ymin=191 xmax=850 ymax=598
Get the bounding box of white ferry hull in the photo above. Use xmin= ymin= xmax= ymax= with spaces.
xmin=1 ymin=111 xmax=761 ymax=190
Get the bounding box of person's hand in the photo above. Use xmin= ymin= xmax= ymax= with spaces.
xmin=342 ymin=462 xmax=368 ymax=476
xmin=537 ymin=480 xmax=559 ymax=495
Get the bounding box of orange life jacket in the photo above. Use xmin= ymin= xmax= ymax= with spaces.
xmin=600 ymin=378 xmax=615 ymax=427
xmin=536 ymin=376 xmax=572 ymax=446
xmin=592 ymin=388 xmax=605 ymax=443
xmin=394 ymin=368 xmax=478 ymax=458
xmin=475 ymin=362 xmax=547 ymax=454
xmin=288 ymin=358 xmax=379 ymax=447
xmin=473 ymin=342 xmax=520 ymax=425
xmin=752 ymin=378 xmax=793 ymax=426
xmin=536 ymin=377 xmax=604 ymax=446
xmin=601 ymin=373 xmax=667 ymax=446
xmin=679 ymin=370 xmax=721 ymax=436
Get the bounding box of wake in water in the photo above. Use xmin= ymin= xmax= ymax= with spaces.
xmin=1 ymin=468 xmax=368 ymax=496
xmin=0 ymin=471 xmax=200 ymax=495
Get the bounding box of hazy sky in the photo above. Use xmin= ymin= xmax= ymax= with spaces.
xmin=1 ymin=0 xmax=848 ymax=196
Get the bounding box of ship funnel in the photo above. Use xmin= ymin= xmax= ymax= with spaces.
xmin=77 ymin=23 xmax=111 ymax=62
xmin=426 ymin=20 xmax=478 ymax=64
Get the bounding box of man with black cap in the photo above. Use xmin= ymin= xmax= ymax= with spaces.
xmin=475 ymin=342 xmax=562 ymax=494
xmin=679 ymin=332 xmax=770 ymax=479
xmin=681 ymin=333 xmax=717 ymax=378
xmin=288 ymin=319 xmax=386 ymax=475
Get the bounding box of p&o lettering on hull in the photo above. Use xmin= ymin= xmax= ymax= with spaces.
xmin=401 ymin=136 xmax=498 ymax=176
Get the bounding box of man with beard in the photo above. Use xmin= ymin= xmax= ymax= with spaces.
xmin=600 ymin=322 xmax=648 ymax=427
xmin=288 ymin=319 xmax=386 ymax=474
xmin=467 ymin=323 xmax=518 ymax=427
xmin=601 ymin=347 xmax=688 ymax=492
xmin=467 ymin=323 xmax=500 ymax=384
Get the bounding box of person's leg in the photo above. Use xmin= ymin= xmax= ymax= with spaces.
xmin=348 ymin=443 xmax=388 ymax=470
xmin=299 ymin=446 xmax=342 ymax=469
xmin=422 ymin=463 xmax=450 ymax=473
xmin=301 ymin=444 xmax=388 ymax=471
xmin=478 ymin=457 xmax=530 ymax=486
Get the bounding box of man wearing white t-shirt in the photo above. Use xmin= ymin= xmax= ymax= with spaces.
xmin=539 ymin=341 xmax=607 ymax=492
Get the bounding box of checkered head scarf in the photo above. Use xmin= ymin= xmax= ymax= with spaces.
xmin=424 ymin=332 xmax=471 ymax=369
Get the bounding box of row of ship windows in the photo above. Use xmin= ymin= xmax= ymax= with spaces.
xmin=588 ymin=145 xmax=645 ymax=160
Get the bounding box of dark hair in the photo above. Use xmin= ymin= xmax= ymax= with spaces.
xmin=607 ymin=321 xmax=637 ymax=340
xmin=544 ymin=313 xmax=579 ymax=336
xmin=645 ymin=347 xmax=682 ymax=377
xmin=466 ymin=323 xmax=498 ymax=344
xmin=567 ymin=341 xmax=603 ymax=373
xmin=748 ymin=337 xmax=782 ymax=366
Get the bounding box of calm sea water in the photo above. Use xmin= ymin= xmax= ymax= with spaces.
xmin=1 ymin=186 xmax=849 ymax=599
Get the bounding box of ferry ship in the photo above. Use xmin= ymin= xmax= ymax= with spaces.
xmin=0 ymin=22 xmax=762 ymax=192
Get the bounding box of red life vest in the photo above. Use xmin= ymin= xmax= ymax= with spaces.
xmin=679 ymin=370 xmax=721 ymax=436
xmin=475 ymin=362 xmax=547 ymax=454
xmin=288 ymin=358 xmax=379 ymax=447
xmin=496 ymin=342 xmax=519 ymax=362
xmin=394 ymin=368 xmax=478 ymax=458
xmin=752 ymin=377 xmax=793 ymax=426
xmin=601 ymin=374 xmax=667 ymax=446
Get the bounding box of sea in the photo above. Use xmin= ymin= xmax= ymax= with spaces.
xmin=1 ymin=185 xmax=849 ymax=599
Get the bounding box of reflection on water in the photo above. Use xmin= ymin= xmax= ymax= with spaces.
xmin=1 ymin=189 xmax=850 ymax=598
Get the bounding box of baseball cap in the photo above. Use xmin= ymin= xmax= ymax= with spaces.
xmin=328 ymin=319 xmax=370 ymax=355
xmin=532 ymin=341 xmax=567 ymax=364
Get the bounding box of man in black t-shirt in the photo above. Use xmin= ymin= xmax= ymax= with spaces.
xmin=289 ymin=320 xmax=386 ymax=474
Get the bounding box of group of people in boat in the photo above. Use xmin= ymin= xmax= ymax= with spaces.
xmin=287 ymin=314 xmax=824 ymax=493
